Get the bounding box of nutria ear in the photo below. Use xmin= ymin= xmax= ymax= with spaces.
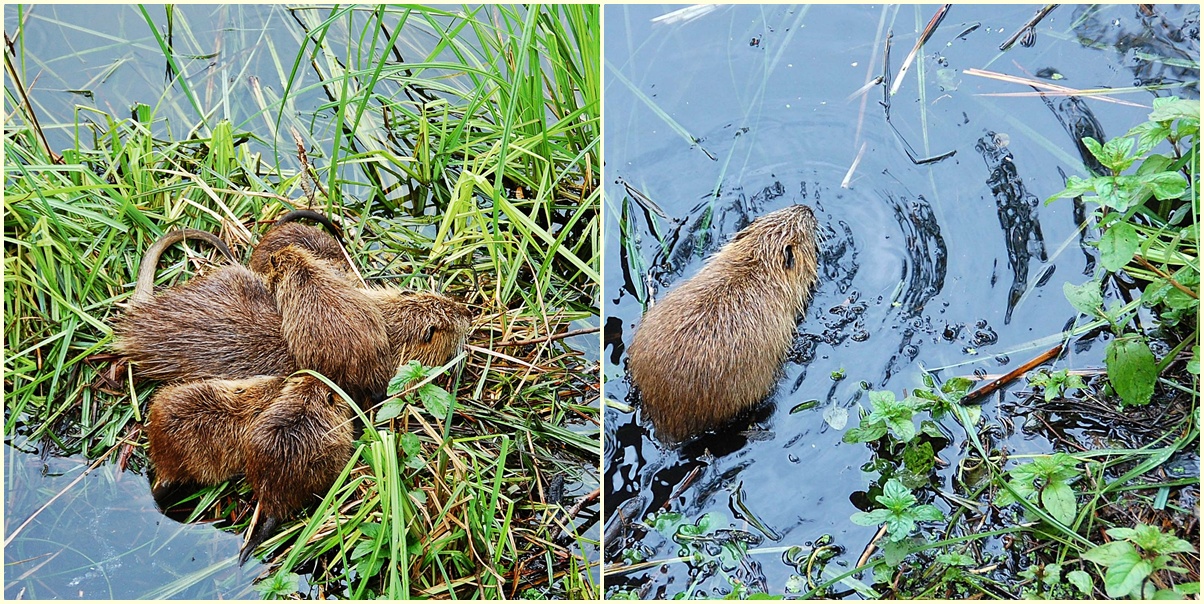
xmin=424 ymin=325 xmax=437 ymax=343
xmin=784 ymin=244 xmax=795 ymax=270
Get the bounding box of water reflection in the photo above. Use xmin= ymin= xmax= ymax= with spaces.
xmin=603 ymin=3 xmax=1195 ymax=597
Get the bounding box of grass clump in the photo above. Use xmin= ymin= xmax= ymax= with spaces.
xmin=5 ymin=5 xmax=598 ymax=599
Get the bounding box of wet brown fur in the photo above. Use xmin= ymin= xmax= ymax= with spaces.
xmin=263 ymin=245 xmax=393 ymax=405
xmin=146 ymin=375 xmax=284 ymax=492
xmin=249 ymin=219 xmax=350 ymax=276
xmin=241 ymin=374 xmax=355 ymax=563
xmin=626 ymin=205 xmax=821 ymax=443
xmin=146 ymin=373 xmax=355 ymax=565
xmin=112 ymin=232 xmax=294 ymax=382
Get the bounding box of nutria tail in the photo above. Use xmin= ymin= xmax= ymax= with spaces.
xmin=132 ymin=229 xmax=237 ymax=306
xmin=272 ymin=209 xmax=345 ymax=245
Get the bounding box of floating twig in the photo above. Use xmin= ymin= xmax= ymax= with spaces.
xmin=963 ymin=343 xmax=1064 ymax=404
xmin=999 ymin=4 xmax=1058 ymax=52
xmin=890 ymin=4 xmax=952 ymax=96
xmin=964 ymin=68 xmax=1149 ymax=108
xmin=841 ymin=141 xmax=868 ymax=189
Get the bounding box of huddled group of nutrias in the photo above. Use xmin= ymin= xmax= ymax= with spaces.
xmin=112 ymin=211 xmax=473 ymax=565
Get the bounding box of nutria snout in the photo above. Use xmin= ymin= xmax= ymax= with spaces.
xmin=626 ymin=204 xmax=820 ymax=443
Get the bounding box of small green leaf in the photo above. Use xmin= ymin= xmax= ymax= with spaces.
xmin=1067 ymin=569 xmax=1093 ymax=594
xmin=844 ymin=423 xmax=888 ymax=443
xmin=1041 ymin=480 xmax=1077 ymax=526
xmin=1148 ymin=171 xmax=1189 ymax=200
xmin=1149 ymin=97 xmax=1200 ymax=122
xmin=417 ymin=383 xmax=454 ymax=417
xmin=851 ymin=509 xmax=893 ymax=527
xmin=1083 ymin=540 xmax=1137 ymax=565
xmin=886 ymin=415 xmax=917 ymax=442
xmin=1106 ymin=336 xmax=1158 ymax=407
xmin=937 ymin=552 xmax=975 ymax=567
xmin=1064 ymin=280 xmax=1103 ymax=315
xmin=376 ymin=399 xmax=405 ymax=422
xmin=1100 ymin=221 xmax=1141 ymax=272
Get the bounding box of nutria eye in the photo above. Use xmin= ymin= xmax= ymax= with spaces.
xmin=425 ymin=325 xmax=436 ymax=343
xmin=784 ymin=245 xmax=795 ymax=270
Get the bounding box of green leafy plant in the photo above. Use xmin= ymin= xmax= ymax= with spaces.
xmin=1050 ymin=96 xmax=1199 ymax=407
xmin=850 ymin=478 xmax=945 ymax=542
xmin=1081 ymin=524 xmax=1197 ymax=598
xmin=994 ymin=453 xmax=1082 ymax=526
xmin=843 ymin=391 xmax=923 ymax=443
xmin=1027 ymin=369 xmax=1088 ymax=403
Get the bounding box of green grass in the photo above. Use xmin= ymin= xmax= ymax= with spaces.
xmin=5 ymin=5 xmax=598 ymax=599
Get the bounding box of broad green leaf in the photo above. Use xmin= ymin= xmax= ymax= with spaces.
xmin=417 ymin=383 xmax=453 ymax=417
xmin=1083 ymin=540 xmax=1137 ymax=565
xmin=1100 ymin=221 xmax=1140 ymax=272
xmin=886 ymin=415 xmax=917 ymax=442
xmin=1148 ymin=171 xmax=1189 ymax=200
xmin=1104 ymin=557 xmax=1154 ymax=599
xmin=376 ymin=399 xmax=405 ymax=421
xmin=1106 ymin=336 xmax=1158 ymax=407
xmin=1064 ymin=280 xmax=1103 ymax=315
xmin=911 ymin=504 xmax=944 ymax=522
xmin=1041 ymin=480 xmax=1077 ymax=526
xmin=851 ymin=509 xmax=893 ymax=527
xmin=1149 ymin=97 xmax=1200 ymax=122
xmin=844 ymin=423 xmax=888 ymax=443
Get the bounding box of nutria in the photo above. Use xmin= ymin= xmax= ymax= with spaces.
xmin=248 ymin=210 xmax=351 ymax=276
xmin=240 ymin=373 xmax=355 ymax=565
xmin=115 ymin=228 xmax=471 ymax=392
xmin=263 ymin=245 xmax=393 ymax=406
xmin=146 ymin=375 xmax=283 ymax=496
xmin=626 ymin=204 xmax=821 ymax=443
xmin=112 ymin=231 xmax=294 ymax=382
xmin=364 ymin=288 xmax=474 ymax=368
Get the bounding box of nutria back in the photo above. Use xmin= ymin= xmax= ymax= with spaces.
xmin=147 ymin=375 xmax=284 ymax=492
xmin=241 ymin=374 xmax=355 ymax=564
xmin=113 ymin=265 xmax=294 ymax=382
xmin=249 ymin=222 xmax=351 ymax=276
xmin=264 ymin=245 xmax=393 ymax=406
xmin=626 ymin=204 xmax=820 ymax=443
xmin=364 ymin=288 xmax=473 ymax=368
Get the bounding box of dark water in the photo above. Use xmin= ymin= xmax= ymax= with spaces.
xmin=4 ymin=4 xmax=601 ymax=598
xmin=603 ymin=4 xmax=1198 ymax=598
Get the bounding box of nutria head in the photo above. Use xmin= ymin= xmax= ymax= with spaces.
xmin=365 ymin=289 xmax=474 ymax=368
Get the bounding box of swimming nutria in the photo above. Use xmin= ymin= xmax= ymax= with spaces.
xmin=248 ymin=210 xmax=352 ymax=276
xmin=626 ymin=204 xmax=821 ymax=443
xmin=146 ymin=375 xmax=283 ymax=497
xmin=240 ymin=373 xmax=355 ymax=565
xmin=364 ymin=288 xmax=474 ymax=368
xmin=263 ymin=245 xmax=394 ymax=406
xmin=112 ymin=231 xmax=294 ymax=382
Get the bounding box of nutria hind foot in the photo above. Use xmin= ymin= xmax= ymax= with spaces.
xmin=238 ymin=514 xmax=280 ymax=567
